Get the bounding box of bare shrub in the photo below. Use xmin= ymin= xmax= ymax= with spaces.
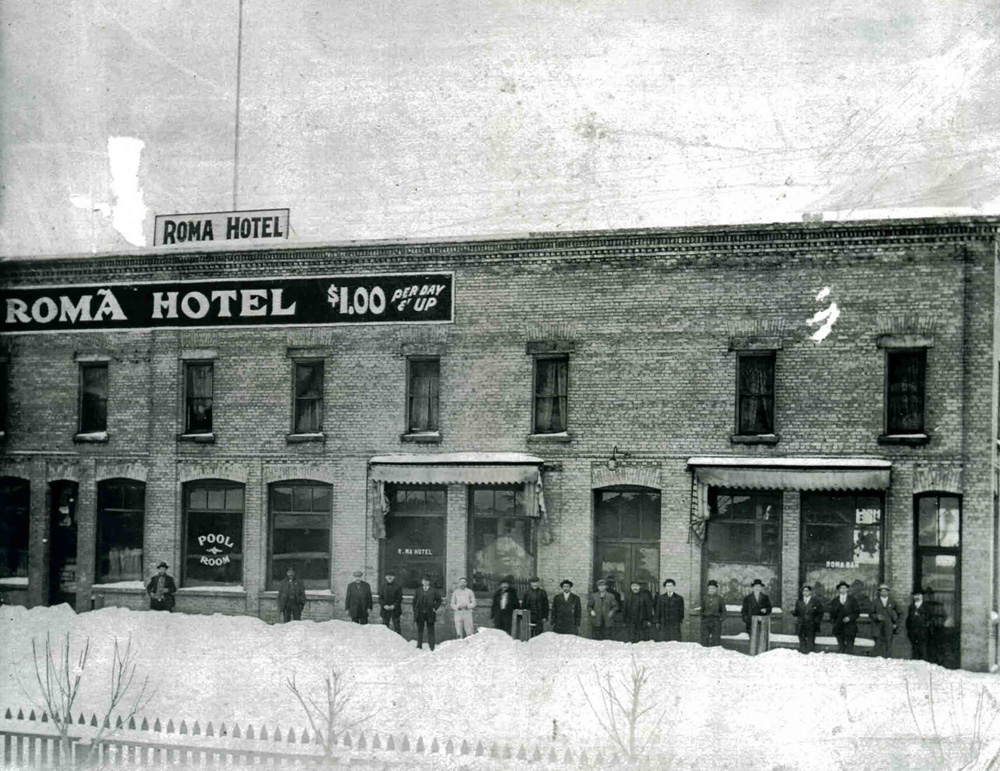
xmin=286 ymin=668 xmax=378 ymax=758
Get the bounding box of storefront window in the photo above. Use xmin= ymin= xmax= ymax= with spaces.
xmin=382 ymin=487 xmax=446 ymax=592
xmin=469 ymin=487 xmax=534 ymax=595
xmin=96 ymin=479 xmax=144 ymax=583
xmin=0 ymin=477 xmax=30 ymax=579
xmin=706 ymin=490 xmax=781 ymax=605
xmin=268 ymin=482 xmax=331 ymax=590
xmin=183 ymin=481 xmax=244 ymax=586
xmin=801 ymin=492 xmax=883 ymax=607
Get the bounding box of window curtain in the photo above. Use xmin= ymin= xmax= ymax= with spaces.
xmin=409 ymin=366 xmax=438 ymax=431
xmin=888 ymin=353 xmax=923 ymax=432
xmin=370 ymin=480 xmax=390 ymax=539
xmin=739 ymin=357 xmax=772 ymax=434
xmin=535 ymin=359 xmax=567 ymax=432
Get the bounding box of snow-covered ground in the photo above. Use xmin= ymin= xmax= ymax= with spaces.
xmin=2 ymin=604 xmax=999 ymax=770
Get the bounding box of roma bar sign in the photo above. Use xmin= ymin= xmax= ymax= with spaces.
xmin=1 ymin=273 xmax=454 ymax=333
xmin=154 ymin=209 xmax=290 ymax=246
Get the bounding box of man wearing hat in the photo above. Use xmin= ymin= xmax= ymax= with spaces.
xmin=379 ymin=570 xmax=404 ymax=634
xmin=829 ymin=580 xmax=860 ymax=654
xmin=740 ymin=578 xmax=772 ymax=635
xmin=906 ymin=588 xmax=934 ymax=662
xmin=147 ymin=562 xmax=176 ymax=612
xmin=520 ymin=577 xmax=550 ymax=638
xmin=700 ymin=579 xmax=725 ymax=647
xmin=491 ymin=575 xmax=519 ymax=635
xmin=345 ymin=570 xmax=373 ymax=624
xmin=792 ymin=584 xmax=824 ymax=654
xmin=622 ymin=580 xmax=654 ymax=643
xmin=550 ymin=579 xmax=581 ymax=635
xmin=588 ymin=578 xmax=619 ymax=641
xmin=413 ymin=575 xmax=443 ymax=650
xmin=871 ymin=583 xmax=901 ymax=657
xmin=450 ymin=576 xmax=477 ymax=639
xmin=655 ymin=579 xmax=685 ymax=642
xmin=277 ymin=566 xmax=306 ymax=623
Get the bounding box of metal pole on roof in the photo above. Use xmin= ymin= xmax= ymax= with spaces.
xmin=232 ymin=0 xmax=245 ymax=211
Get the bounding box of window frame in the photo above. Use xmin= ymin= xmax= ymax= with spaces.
xmin=467 ymin=485 xmax=536 ymax=596
xmin=380 ymin=485 xmax=448 ymax=594
xmin=95 ymin=478 xmax=145 ymax=584
xmin=181 ymin=479 xmax=246 ymax=587
xmin=267 ymin=480 xmax=333 ymax=591
xmin=291 ymin=359 xmax=325 ymax=435
xmin=405 ymin=356 xmax=440 ymax=435
xmin=531 ymin=354 xmax=569 ymax=435
xmin=0 ymin=476 xmax=30 ymax=579
xmin=884 ymin=348 xmax=927 ymax=436
xmin=183 ymin=360 xmax=215 ymax=436
xmin=78 ymin=361 xmax=108 ymax=433
xmin=735 ymin=351 xmax=776 ymax=436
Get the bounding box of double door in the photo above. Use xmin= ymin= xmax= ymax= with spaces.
xmin=593 ymin=541 xmax=659 ymax=594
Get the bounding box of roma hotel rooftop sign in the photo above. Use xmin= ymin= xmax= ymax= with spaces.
xmin=1 ymin=273 xmax=454 ymax=333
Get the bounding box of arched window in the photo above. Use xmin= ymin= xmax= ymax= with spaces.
xmin=0 ymin=477 xmax=30 ymax=579
xmin=268 ymin=482 xmax=332 ymax=590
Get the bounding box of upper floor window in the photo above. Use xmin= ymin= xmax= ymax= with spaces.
xmin=185 ymin=362 xmax=214 ymax=435
xmin=79 ymin=362 xmax=108 ymax=433
xmin=886 ymin=349 xmax=925 ymax=435
xmin=293 ymin=360 xmax=324 ymax=434
xmin=533 ymin=356 xmax=568 ymax=434
xmin=736 ymin=352 xmax=775 ymax=435
xmin=407 ymin=358 xmax=439 ymax=434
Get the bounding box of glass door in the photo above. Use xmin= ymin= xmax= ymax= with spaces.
xmin=915 ymin=494 xmax=961 ymax=669
xmin=49 ymin=481 xmax=78 ymax=607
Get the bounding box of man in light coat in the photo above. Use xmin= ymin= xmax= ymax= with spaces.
xmin=588 ymin=578 xmax=618 ymax=640
xmin=450 ymin=576 xmax=476 ymax=639
xmin=871 ymin=583 xmax=901 ymax=658
xmin=277 ymin=566 xmax=306 ymax=622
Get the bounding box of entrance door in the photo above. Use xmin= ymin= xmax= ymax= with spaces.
xmin=915 ymin=494 xmax=961 ymax=669
xmin=593 ymin=488 xmax=661 ymax=594
xmin=49 ymin=481 xmax=78 ymax=607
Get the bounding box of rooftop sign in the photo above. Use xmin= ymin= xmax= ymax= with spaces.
xmin=153 ymin=209 xmax=290 ymax=246
xmin=1 ymin=273 xmax=453 ymax=333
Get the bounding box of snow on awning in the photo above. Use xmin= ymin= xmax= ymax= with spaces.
xmin=369 ymin=453 xmax=544 ymax=485
xmin=687 ymin=457 xmax=892 ymax=491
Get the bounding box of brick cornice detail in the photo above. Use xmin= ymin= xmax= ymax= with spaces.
xmin=912 ymin=464 xmax=963 ymax=496
xmin=591 ymin=462 xmax=662 ymax=490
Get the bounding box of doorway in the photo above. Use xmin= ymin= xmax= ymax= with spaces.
xmin=593 ymin=488 xmax=661 ymax=594
xmin=915 ymin=493 xmax=961 ymax=669
xmin=49 ymin=481 xmax=78 ymax=607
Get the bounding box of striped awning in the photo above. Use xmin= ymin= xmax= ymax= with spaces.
xmin=369 ymin=453 xmax=543 ymax=485
xmin=687 ymin=457 xmax=892 ymax=491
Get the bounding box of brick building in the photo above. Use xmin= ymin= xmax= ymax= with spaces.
xmin=1 ymin=216 xmax=998 ymax=670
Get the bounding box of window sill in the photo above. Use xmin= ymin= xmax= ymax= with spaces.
xmin=730 ymin=434 xmax=780 ymax=445
xmin=527 ymin=432 xmax=573 ymax=444
xmin=877 ymin=434 xmax=930 ymax=446
xmin=260 ymin=590 xmax=335 ymax=600
xmin=0 ymin=577 xmax=29 ymax=587
xmin=286 ymin=433 xmax=326 ymax=444
xmin=92 ymin=582 xmax=146 ymax=594
xmin=178 ymin=433 xmax=216 ymax=444
xmin=400 ymin=431 xmax=442 ymax=444
xmin=74 ymin=431 xmax=108 ymax=444
xmin=176 ymin=586 xmax=247 ymax=596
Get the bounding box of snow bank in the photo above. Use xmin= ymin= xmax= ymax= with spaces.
xmin=3 ymin=606 xmax=999 ymax=770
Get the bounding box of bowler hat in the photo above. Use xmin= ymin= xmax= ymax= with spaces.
xmin=501 ymin=574 xmax=514 ymax=584
xmin=802 ymin=584 xmax=813 ymax=592
xmin=836 ymin=581 xmax=850 ymax=590
xmin=157 ymin=561 xmax=168 ymax=569
xmin=707 ymin=580 xmax=718 ymax=588
xmin=751 ymin=579 xmax=764 ymax=587
xmin=560 ymin=579 xmax=573 ymax=588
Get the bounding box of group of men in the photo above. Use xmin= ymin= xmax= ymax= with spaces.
xmin=261 ymin=567 xmax=950 ymax=662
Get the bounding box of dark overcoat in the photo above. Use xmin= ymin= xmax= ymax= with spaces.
xmin=345 ymin=580 xmax=373 ymax=619
xmin=740 ymin=591 xmax=772 ymax=632
xmin=521 ymin=587 xmax=550 ymax=625
xmin=412 ymin=586 xmax=442 ymax=622
xmin=828 ymin=594 xmax=860 ymax=638
xmin=277 ymin=577 xmax=306 ymax=613
xmin=550 ymin=591 xmax=582 ymax=633
xmin=379 ymin=581 xmax=404 ymax=619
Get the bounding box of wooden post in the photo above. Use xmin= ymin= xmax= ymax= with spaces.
xmin=749 ymin=615 xmax=771 ymax=655
xmin=512 ymin=610 xmax=531 ymax=641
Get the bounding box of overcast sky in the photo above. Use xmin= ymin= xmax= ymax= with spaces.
xmin=1 ymin=0 xmax=997 ymax=258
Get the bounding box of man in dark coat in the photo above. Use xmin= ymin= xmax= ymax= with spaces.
xmin=700 ymin=579 xmax=725 ymax=647
xmin=871 ymin=583 xmax=901 ymax=658
xmin=829 ymin=580 xmax=860 ymax=654
xmin=656 ymin=578 xmax=685 ymax=642
xmin=622 ymin=581 xmax=654 ymax=643
xmin=588 ymin=578 xmax=619 ymax=641
xmin=491 ymin=575 xmax=519 ymax=635
xmin=924 ymin=587 xmax=947 ymax=665
xmin=906 ymin=589 xmax=934 ymax=662
xmin=792 ymin=584 xmax=824 ymax=654
xmin=520 ymin=576 xmax=550 ymax=637
xmin=277 ymin=566 xmax=306 ymax=622
xmin=147 ymin=562 xmax=177 ymax=612
xmin=412 ymin=575 xmax=442 ymax=651
xmin=550 ymin=579 xmax=581 ymax=635
xmin=740 ymin=579 xmax=772 ymax=635
xmin=345 ymin=570 xmax=373 ymax=624
xmin=379 ymin=570 xmax=404 ymax=634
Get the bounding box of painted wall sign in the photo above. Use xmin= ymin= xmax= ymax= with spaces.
xmin=1 ymin=273 xmax=454 ymax=333
xmin=154 ymin=209 xmax=290 ymax=246
xmin=198 ymin=532 xmax=236 ymax=567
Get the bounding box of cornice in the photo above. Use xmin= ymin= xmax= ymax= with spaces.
xmin=2 ymin=217 xmax=997 ymax=284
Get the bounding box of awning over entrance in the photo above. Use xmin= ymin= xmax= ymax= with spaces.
xmin=369 ymin=452 xmax=543 ymax=486
xmin=687 ymin=456 xmax=892 ymax=491
xmin=368 ymin=453 xmax=549 ymax=539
